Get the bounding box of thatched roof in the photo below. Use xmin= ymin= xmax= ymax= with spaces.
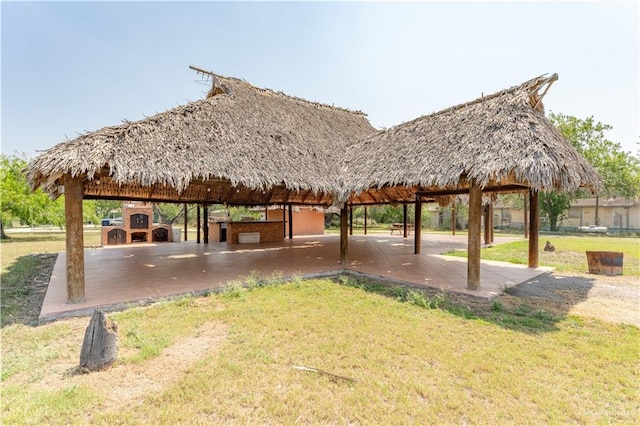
xmin=341 ymin=74 xmax=601 ymax=205
xmin=28 ymin=72 xmax=600 ymax=208
xmin=28 ymin=73 xmax=375 ymax=206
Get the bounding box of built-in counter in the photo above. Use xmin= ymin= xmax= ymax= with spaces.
xmin=211 ymin=221 xmax=285 ymax=244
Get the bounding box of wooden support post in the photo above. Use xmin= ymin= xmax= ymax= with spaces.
xmin=183 ymin=202 xmax=188 ymax=241
xmin=452 ymin=202 xmax=456 ymax=236
xmin=340 ymin=204 xmax=348 ymax=265
xmin=196 ymin=204 xmax=201 ymax=244
xmin=528 ymin=190 xmax=539 ymax=267
xmin=288 ymin=205 xmax=293 ymax=239
xmin=364 ymin=207 xmax=368 ymax=235
xmin=484 ymin=204 xmax=490 ymax=245
xmin=349 ymin=205 xmax=353 ymax=236
xmin=523 ymin=194 xmax=529 ymax=239
xmin=414 ymin=196 xmax=422 ymax=254
xmin=403 ymin=204 xmax=408 ymax=238
xmin=64 ymin=174 xmax=85 ymax=303
xmin=489 ymin=202 xmax=494 ymax=243
xmin=467 ymin=181 xmax=482 ymax=290
xmin=283 ymin=205 xmax=287 ymax=238
xmin=203 ymin=205 xmax=209 ymax=244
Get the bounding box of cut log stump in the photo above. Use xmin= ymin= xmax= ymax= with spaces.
xmin=79 ymin=309 xmax=118 ymax=371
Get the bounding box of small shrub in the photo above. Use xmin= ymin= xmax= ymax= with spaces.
xmin=222 ymin=280 xmax=246 ymax=299
xmin=243 ymin=271 xmax=261 ymax=289
xmin=491 ymin=300 xmax=505 ymax=312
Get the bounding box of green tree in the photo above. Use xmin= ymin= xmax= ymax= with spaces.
xmin=1 ymin=154 xmax=65 ymax=236
xmin=550 ymin=113 xmax=640 ymax=198
xmin=94 ymin=200 xmax=122 ymax=222
xmin=539 ymin=191 xmax=573 ymax=232
xmin=548 ymin=113 xmax=640 ymax=226
xmin=0 ymin=154 xmax=101 ymax=238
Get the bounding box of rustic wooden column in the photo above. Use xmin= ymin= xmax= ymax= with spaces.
xmin=288 ymin=205 xmax=293 ymax=239
xmin=349 ymin=206 xmax=353 ymax=236
xmin=523 ymin=194 xmax=529 ymax=239
xmin=452 ymin=202 xmax=456 ymax=236
xmin=403 ymin=204 xmax=408 ymax=238
xmin=183 ymin=203 xmax=188 ymax=241
xmin=203 ymin=205 xmax=209 ymax=244
xmin=340 ymin=204 xmax=348 ymax=265
xmin=364 ymin=207 xmax=368 ymax=235
xmin=528 ymin=190 xmax=539 ymax=267
xmin=483 ymin=204 xmax=490 ymax=245
xmin=282 ymin=205 xmax=287 ymax=238
xmin=467 ymin=182 xmax=482 ymax=290
xmin=64 ymin=174 xmax=85 ymax=303
xmin=414 ymin=196 xmax=422 ymax=254
xmin=489 ymin=201 xmax=494 ymax=243
xmin=196 ymin=204 xmax=201 ymax=244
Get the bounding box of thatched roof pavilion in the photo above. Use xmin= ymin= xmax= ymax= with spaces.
xmin=342 ymin=74 xmax=600 ymax=205
xmin=28 ymin=73 xmax=375 ymax=207
xmin=27 ymin=69 xmax=600 ymax=303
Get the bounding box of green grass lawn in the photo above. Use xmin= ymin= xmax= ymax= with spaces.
xmin=1 ymin=278 xmax=638 ymax=424
xmin=444 ymin=235 xmax=640 ymax=275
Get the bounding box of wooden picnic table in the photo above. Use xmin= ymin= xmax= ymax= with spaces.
xmin=389 ymin=223 xmax=413 ymax=235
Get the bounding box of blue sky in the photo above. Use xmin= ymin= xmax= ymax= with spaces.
xmin=2 ymin=1 xmax=638 ymax=157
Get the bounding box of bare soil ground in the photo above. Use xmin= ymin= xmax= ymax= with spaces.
xmin=503 ymin=272 xmax=639 ymax=326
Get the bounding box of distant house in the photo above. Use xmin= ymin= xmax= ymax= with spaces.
xmin=494 ymin=197 xmax=639 ymax=232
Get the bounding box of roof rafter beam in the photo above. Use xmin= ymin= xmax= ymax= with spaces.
xmin=417 ymin=184 xmax=530 ymax=197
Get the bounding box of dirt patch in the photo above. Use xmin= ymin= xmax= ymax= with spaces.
xmin=503 ymin=272 xmax=640 ymax=326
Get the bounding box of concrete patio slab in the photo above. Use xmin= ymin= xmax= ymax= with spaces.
xmin=40 ymin=234 xmax=552 ymax=321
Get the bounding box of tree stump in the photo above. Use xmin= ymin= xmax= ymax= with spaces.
xmin=544 ymin=241 xmax=555 ymax=252
xmin=79 ymin=309 xmax=118 ymax=372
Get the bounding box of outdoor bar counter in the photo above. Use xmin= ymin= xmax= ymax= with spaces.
xmin=226 ymin=220 xmax=285 ymax=244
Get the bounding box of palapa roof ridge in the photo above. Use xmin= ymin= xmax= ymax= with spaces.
xmin=207 ymin=72 xmax=368 ymax=117
xmin=379 ymin=73 xmax=557 ymax=135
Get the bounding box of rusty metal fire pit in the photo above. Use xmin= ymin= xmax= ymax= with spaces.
xmin=586 ymin=251 xmax=623 ymax=276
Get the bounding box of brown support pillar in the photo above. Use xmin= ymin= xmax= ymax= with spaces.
xmin=288 ymin=205 xmax=293 ymax=240
xmin=340 ymin=204 xmax=348 ymax=265
xmin=282 ymin=205 xmax=287 ymax=237
xmin=183 ymin=202 xmax=188 ymax=241
xmin=523 ymin=194 xmax=529 ymax=239
xmin=403 ymin=203 xmax=408 ymax=238
xmin=528 ymin=190 xmax=539 ymax=267
xmin=64 ymin=174 xmax=85 ymax=303
xmin=467 ymin=181 xmax=482 ymax=290
xmin=452 ymin=202 xmax=456 ymax=236
xmin=196 ymin=204 xmax=201 ymax=244
xmin=489 ymin=201 xmax=494 ymax=243
xmin=349 ymin=205 xmax=353 ymax=236
xmin=483 ymin=204 xmax=490 ymax=245
xmin=414 ymin=196 xmax=422 ymax=254
xmin=364 ymin=207 xmax=368 ymax=235
xmin=203 ymin=205 xmax=209 ymax=244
